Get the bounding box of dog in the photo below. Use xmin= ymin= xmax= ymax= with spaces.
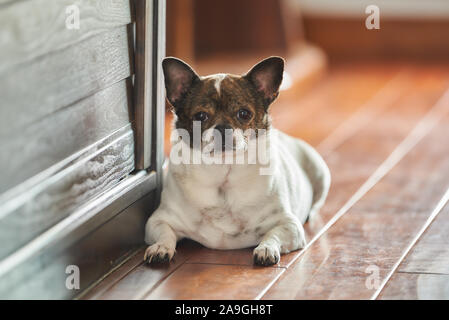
xmin=144 ymin=56 xmax=330 ymax=266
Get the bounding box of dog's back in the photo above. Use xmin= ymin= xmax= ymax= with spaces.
xmin=273 ymin=129 xmax=331 ymax=221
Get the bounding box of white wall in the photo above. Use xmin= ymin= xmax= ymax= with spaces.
xmin=295 ymin=0 xmax=449 ymax=19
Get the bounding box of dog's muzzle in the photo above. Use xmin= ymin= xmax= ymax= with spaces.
xmin=214 ymin=124 xmax=235 ymax=152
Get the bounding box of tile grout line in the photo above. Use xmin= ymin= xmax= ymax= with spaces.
xmin=372 ymin=187 xmax=449 ymax=300
xmin=254 ymin=268 xmax=286 ymax=300
xmin=257 ymin=87 xmax=449 ymax=300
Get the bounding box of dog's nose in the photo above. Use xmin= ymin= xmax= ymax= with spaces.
xmin=215 ymin=124 xmax=232 ymax=139
xmin=214 ymin=124 xmax=233 ymax=150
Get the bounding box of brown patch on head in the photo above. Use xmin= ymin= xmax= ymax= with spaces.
xmin=162 ymin=56 xmax=284 ymax=144
xmin=172 ymin=74 xmax=271 ymax=142
xmin=218 ymin=76 xmax=269 ymax=131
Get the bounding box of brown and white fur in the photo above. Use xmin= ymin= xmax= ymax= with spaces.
xmin=144 ymin=56 xmax=330 ymax=266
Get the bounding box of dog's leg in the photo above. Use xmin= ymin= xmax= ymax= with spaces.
xmin=144 ymin=219 xmax=178 ymax=264
xmin=253 ymin=218 xmax=306 ymax=266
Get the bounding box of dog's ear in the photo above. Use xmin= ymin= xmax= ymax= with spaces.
xmin=162 ymin=57 xmax=199 ymax=108
xmin=244 ymin=56 xmax=284 ymax=107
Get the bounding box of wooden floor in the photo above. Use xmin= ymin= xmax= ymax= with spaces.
xmin=82 ymin=62 xmax=449 ymax=300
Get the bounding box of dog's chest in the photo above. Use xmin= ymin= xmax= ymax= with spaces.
xmin=176 ymin=164 xmax=270 ymax=248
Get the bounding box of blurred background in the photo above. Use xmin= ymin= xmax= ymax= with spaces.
xmin=166 ymin=0 xmax=449 ymax=63
xmin=163 ymin=0 xmax=449 ymax=152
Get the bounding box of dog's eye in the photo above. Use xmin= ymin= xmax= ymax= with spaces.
xmin=237 ymin=108 xmax=252 ymax=121
xmin=192 ymin=111 xmax=209 ymax=122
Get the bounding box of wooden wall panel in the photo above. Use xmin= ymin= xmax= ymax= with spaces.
xmin=0 ymin=189 xmax=155 ymax=299
xmin=0 ymin=25 xmax=133 ymax=136
xmin=0 ymin=0 xmax=166 ymax=299
xmin=0 ymin=128 xmax=135 ymax=259
xmin=0 ymin=0 xmax=132 ymax=72
xmin=0 ymin=79 xmax=133 ymax=193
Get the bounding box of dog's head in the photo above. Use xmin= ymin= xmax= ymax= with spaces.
xmin=162 ymin=56 xmax=284 ymax=153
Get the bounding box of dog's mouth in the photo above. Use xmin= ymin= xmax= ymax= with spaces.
xmin=201 ymin=127 xmax=250 ymax=155
xmin=202 ymin=139 xmax=244 ymax=156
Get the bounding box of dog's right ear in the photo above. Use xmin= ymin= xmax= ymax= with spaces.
xmin=162 ymin=57 xmax=199 ymax=108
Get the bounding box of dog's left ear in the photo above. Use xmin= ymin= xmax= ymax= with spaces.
xmin=244 ymin=56 xmax=284 ymax=107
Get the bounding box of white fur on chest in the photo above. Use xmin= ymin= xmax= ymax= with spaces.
xmin=148 ymin=129 xmax=318 ymax=250
xmin=167 ymin=162 xmax=275 ymax=249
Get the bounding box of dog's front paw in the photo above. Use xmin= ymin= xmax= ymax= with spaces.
xmin=253 ymin=244 xmax=280 ymax=266
xmin=144 ymin=243 xmax=175 ymax=264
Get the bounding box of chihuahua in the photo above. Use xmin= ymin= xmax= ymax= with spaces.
xmin=144 ymin=56 xmax=330 ymax=266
